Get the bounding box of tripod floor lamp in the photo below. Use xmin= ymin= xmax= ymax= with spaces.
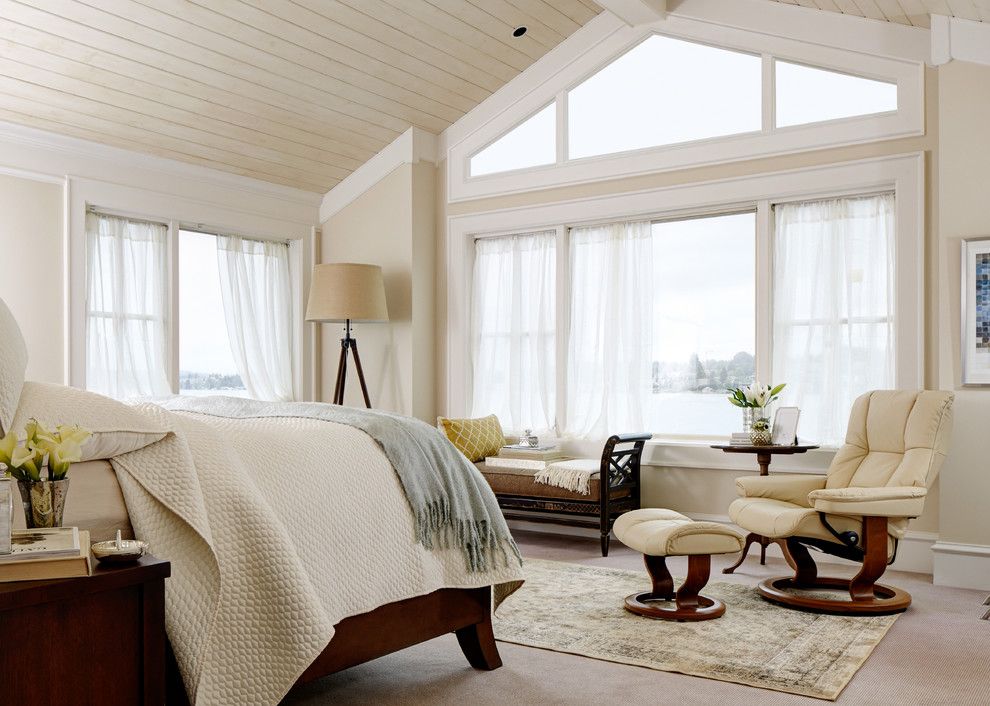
xmin=306 ymin=263 xmax=389 ymax=408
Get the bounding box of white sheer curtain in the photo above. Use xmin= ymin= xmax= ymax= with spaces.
xmin=773 ymin=193 xmax=895 ymax=446
xmin=565 ymin=220 xmax=653 ymax=438
xmin=86 ymin=212 xmax=171 ymax=399
xmin=216 ymin=235 xmax=295 ymax=402
xmin=470 ymin=231 xmax=556 ymax=434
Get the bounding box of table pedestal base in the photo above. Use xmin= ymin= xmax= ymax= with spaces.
xmin=723 ymin=532 xmax=795 ymax=574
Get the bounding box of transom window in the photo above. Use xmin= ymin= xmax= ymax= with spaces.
xmin=774 ymin=61 xmax=897 ymax=128
xmin=469 ymin=104 xmax=556 ymax=177
xmin=467 ymin=34 xmax=905 ymax=179
xmin=468 ymin=193 xmax=895 ymax=445
xmin=568 ymin=36 xmax=762 ymax=159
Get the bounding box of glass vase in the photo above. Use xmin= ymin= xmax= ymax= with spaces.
xmin=16 ymin=479 xmax=70 ymax=529
xmin=742 ymin=407 xmax=770 ymax=435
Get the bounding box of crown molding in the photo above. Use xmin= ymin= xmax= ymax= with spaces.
xmin=319 ymin=127 xmax=438 ymax=223
xmin=0 ymin=120 xmax=322 ymax=209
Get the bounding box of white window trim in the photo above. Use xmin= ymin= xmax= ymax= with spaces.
xmin=69 ymin=177 xmax=315 ymax=400
xmin=445 ymin=153 xmax=924 ymax=460
xmin=448 ymin=14 xmax=924 ymax=203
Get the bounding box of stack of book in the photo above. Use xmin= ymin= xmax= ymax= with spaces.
xmin=0 ymin=479 xmax=11 ymax=555
xmin=485 ymin=444 xmax=569 ymax=471
xmin=0 ymin=527 xmax=92 ymax=582
xmin=729 ymin=433 xmax=754 ymax=446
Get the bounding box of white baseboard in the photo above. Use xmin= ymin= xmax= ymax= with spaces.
xmin=932 ymin=542 xmax=990 ymax=591
xmin=508 ymin=512 xmax=937 ymax=575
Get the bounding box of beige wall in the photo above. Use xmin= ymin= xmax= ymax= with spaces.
xmin=936 ymin=61 xmax=990 ymax=547
xmin=320 ymin=161 xmax=437 ymax=422
xmin=0 ymin=173 xmax=63 ymax=384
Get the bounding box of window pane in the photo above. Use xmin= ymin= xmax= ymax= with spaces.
xmin=649 ymin=213 xmax=756 ymax=435
xmin=469 ymin=104 xmax=556 ymax=177
xmin=85 ymin=212 xmax=170 ymax=398
xmin=772 ymin=194 xmax=895 ymax=445
xmin=775 ymin=61 xmax=897 ymax=128
xmin=470 ymin=231 xmax=556 ymax=433
xmin=568 ymin=35 xmax=762 ymax=159
xmin=178 ymin=230 xmax=247 ymax=397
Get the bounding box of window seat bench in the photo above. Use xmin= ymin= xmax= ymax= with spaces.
xmin=474 ymin=433 xmax=651 ymax=556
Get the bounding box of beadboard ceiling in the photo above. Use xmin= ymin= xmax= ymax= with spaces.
xmin=767 ymin=0 xmax=990 ymax=28
xmin=0 ymin=0 xmax=601 ymax=193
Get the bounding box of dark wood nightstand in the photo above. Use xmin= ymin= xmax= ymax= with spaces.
xmin=0 ymin=554 xmax=170 ymax=706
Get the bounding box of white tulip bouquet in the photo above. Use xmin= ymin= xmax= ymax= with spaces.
xmin=727 ymin=381 xmax=786 ymax=409
xmin=0 ymin=419 xmax=91 ymax=482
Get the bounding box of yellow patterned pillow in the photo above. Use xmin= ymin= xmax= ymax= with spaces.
xmin=437 ymin=414 xmax=505 ymax=463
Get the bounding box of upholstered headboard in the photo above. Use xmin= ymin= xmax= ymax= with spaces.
xmin=0 ymin=296 xmax=28 ymax=437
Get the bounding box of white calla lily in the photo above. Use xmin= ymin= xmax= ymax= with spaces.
xmin=0 ymin=432 xmax=17 ymax=466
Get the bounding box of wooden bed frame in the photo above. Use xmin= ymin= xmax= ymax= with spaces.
xmin=167 ymin=585 xmax=500 ymax=704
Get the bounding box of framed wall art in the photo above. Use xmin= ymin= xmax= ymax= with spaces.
xmin=962 ymin=237 xmax=990 ymax=385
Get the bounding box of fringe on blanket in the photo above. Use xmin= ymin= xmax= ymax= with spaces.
xmin=416 ymin=499 xmax=522 ymax=573
xmin=534 ymin=464 xmax=593 ymax=496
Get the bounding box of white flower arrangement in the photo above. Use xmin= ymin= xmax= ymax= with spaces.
xmin=727 ymin=381 xmax=786 ymax=410
xmin=0 ymin=419 xmax=91 ymax=482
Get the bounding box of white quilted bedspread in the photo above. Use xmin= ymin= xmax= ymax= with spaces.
xmin=111 ymin=404 xmax=524 ymax=706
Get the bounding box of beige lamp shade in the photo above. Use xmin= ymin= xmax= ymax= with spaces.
xmin=306 ymin=263 xmax=389 ymax=323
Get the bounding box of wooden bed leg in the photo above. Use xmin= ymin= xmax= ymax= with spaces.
xmin=455 ymin=615 xmax=502 ymax=671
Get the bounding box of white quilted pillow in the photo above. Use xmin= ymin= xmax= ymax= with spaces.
xmin=11 ymin=382 xmax=168 ymax=461
xmin=0 ymin=296 xmax=28 ymax=437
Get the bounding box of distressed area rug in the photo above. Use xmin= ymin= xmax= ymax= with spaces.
xmin=492 ymin=559 xmax=898 ymax=700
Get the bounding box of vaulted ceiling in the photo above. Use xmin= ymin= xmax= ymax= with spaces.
xmin=0 ymin=0 xmax=601 ymax=193
xmin=765 ymin=0 xmax=990 ymax=27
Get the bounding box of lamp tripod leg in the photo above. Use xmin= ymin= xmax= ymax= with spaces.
xmin=350 ymin=340 xmax=372 ymax=409
xmin=333 ymin=340 xmax=348 ymax=405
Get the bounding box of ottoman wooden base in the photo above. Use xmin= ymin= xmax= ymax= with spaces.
xmin=623 ymin=554 xmax=725 ymax=622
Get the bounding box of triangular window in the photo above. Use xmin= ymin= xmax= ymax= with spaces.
xmin=469 ymin=104 xmax=556 ymax=177
xmin=567 ymin=36 xmax=762 ymax=159
xmin=775 ymin=61 xmax=897 ymax=128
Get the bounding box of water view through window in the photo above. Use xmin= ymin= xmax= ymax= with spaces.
xmin=178 ymin=229 xmax=248 ymax=397
xmin=649 ymin=212 xmax=756 ymax=435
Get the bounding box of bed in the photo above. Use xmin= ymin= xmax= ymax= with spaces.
xmin=0 ymin=300 xmax=524 ymax=706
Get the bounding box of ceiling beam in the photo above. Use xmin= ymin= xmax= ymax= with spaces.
xmin=931 ymin=15 xmax=990 ymax=68
xmin=595 ymin=0 xmax=666 ymax=26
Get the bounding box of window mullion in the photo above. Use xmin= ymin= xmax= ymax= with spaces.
xmin=762 ymin=54 xmax=775 ymax=134
xmin=168 ymin=221 xmax=180 ymax=394
xmin=555 ymin=225 xmax=569 ymax=436
xmin=756 ymin=200 xmax=773 ymax=385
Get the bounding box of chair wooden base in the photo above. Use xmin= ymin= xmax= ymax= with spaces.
xmin=623 ymin=554 xmax=726 ymax=622
xmin=757 ymin=518 xmax=912 ymax=615
xmin=757 ymin=576 xmax=911 ymax=615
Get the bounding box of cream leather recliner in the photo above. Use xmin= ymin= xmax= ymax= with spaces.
xmin=728 ymin=390 xmax=953 ymax=614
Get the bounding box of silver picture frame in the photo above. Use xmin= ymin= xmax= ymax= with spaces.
xmin=771 ymin=406 xmax=801 ymax=446
xmin=961 ymin=237 xmax=990 ymax=386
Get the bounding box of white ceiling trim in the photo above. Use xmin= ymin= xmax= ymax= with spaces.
xmin=665 ymin=0 xmax=930 ymax=64
xmin=0 ymin=119 xmax=322 ymax=211
xmin=931 ymin=15 xmax=990 ymax=67
xmin=319 ymin=127 xmax=438 ymax=223
xmin=594 ymin=0 xmax=666 ymax=25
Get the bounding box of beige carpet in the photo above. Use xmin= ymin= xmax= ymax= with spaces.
xmin=283 ymin=531 xmax=990 ymax=705
xmin=493 ymin=559 xmax=897 ymax=701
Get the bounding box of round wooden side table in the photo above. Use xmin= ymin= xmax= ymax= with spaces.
xmin=711 ymin=443 xmax=819 ymax=574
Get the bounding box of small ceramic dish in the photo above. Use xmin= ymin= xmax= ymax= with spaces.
xmin=91 ymin=530 xmax=148 ymax=564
